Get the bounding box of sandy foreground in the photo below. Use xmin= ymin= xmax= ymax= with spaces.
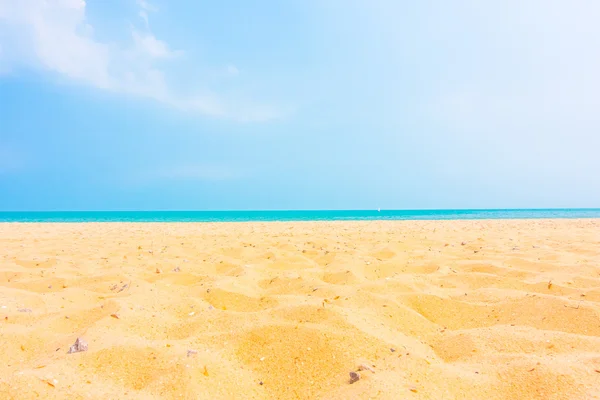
xmin=1 ymin=220 xmax=599 ymax=400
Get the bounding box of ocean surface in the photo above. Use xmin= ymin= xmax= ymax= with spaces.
xmin=0 ymin=209 xmax=599 ymax=223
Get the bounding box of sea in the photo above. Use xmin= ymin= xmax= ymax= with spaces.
xmin=0 ymin=209 xmax=599 ymax=223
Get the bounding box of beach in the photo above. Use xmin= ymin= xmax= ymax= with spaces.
xmin=1 ymin=219 xmax=599 ymax=399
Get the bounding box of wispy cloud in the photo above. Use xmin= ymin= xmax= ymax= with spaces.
xmin=225 ymin=64 xmax=239 ymax=77
xmin=139 ymin=10 xmax=149 ymax=28
xmin=137 ymin=0 xmax=158 ymax=13
xmin=121 ymin=163 xmax=248 ymax=188
xmin=131 ymin=28 xmax=182 ymax=59
xmin=0 ymin=43 xmax=9 ymax=74
xmin=136 ymin=0 xmax=157 ymax=29
xmin=156 ymin=164 xmax=244 ymax=181
xmin=0 ymin=0 xmax=281 ymax=122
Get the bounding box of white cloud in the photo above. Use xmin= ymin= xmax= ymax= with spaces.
xmin=0 ymin=0 xmax=112 ymax=88
xmin=137 ymin=0 xmax=158 ymax=13
xmin=0 ymin=0 xmax=281 ymax=122
xmin=131 ymin=28 xmax=181 ymax=59
xmin=136 ymin=0 xmax=156 ymax=28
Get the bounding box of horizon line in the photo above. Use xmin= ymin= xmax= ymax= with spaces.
xmin=1 ymin=208 xmax=599 ymax=213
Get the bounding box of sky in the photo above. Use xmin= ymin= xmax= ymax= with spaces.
xmin=1 ymin=0 xmax=599 ymax=211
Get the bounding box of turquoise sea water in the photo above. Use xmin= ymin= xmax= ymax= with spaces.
xmin=0 ymin=209 xmax=599 ymax=222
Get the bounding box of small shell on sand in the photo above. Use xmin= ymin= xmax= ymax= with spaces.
xmin=67 ymin=338 xmax=88 ymax=354
xmin=349 ymin=371 xmax=360 ymax=384
xmin=357 ymin=364 xmax=375 ymax=373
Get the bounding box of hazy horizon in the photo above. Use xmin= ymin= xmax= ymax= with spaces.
xmin=2 ymin=207 xmax=600 ymax=212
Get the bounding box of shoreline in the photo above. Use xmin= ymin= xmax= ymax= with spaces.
xmin=2 ymin=209 xmax=600 ymax=224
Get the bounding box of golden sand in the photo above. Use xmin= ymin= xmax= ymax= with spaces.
xmin=1 ymin=220 xmax=599 ymax=399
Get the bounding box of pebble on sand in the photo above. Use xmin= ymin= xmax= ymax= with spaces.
xmin=187 ymin=349 xmax=198 ymax=357
xmin=67 ymin=338 xmax=88 ymax=354
xmin=349 ymin=371 xmax=360 ymax=384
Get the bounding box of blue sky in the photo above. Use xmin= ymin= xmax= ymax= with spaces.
xmin=1 ymin=0 xmax=599 ymax=210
